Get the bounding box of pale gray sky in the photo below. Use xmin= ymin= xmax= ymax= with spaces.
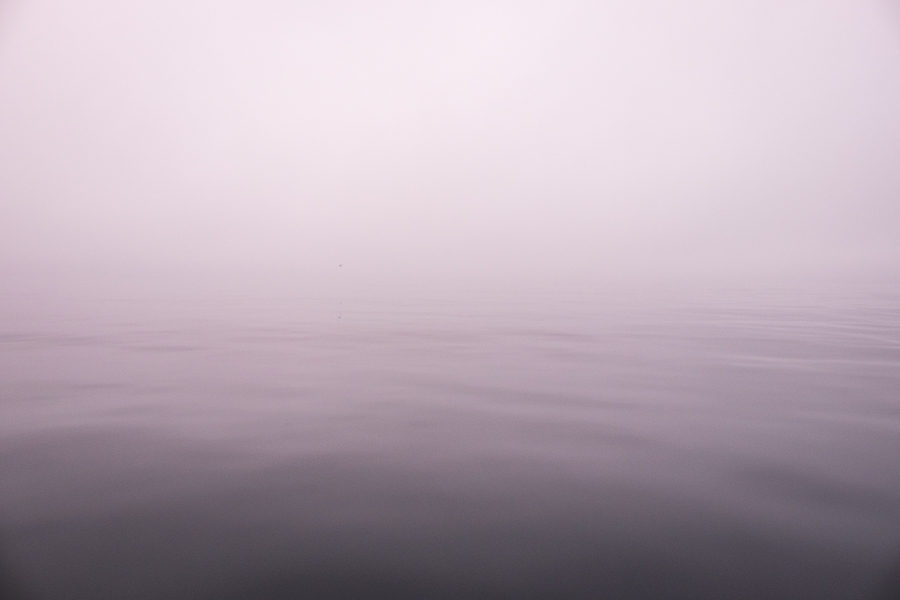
xmin=2 ymin=0 xmax=899 ymax=288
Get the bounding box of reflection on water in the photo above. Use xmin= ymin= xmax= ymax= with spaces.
xmin=1 ymin=285 xmax=899 ymax=599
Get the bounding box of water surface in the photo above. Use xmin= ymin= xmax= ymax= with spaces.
xmin=1 ymin=284 xmax=899 ymax=599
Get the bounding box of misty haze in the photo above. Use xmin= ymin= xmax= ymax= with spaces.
xmin=1 ymin=1 xmax=899 ymax=599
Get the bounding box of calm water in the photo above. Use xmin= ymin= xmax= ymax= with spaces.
xmin=1 ymin=284 xmax=899 ymax=599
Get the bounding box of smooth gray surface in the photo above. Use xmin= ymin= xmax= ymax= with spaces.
xmin=1 ymin=284 xmax=899 ymax=599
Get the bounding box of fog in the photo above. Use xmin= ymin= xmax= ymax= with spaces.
xmin=4 ymin=6 xmax=900 ymax=599
xmin=2 ymin=0 xmax=899 ymax=290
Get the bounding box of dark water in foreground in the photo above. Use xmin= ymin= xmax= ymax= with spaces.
xmin=1 ymin=285 xmax=899 ymax=599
